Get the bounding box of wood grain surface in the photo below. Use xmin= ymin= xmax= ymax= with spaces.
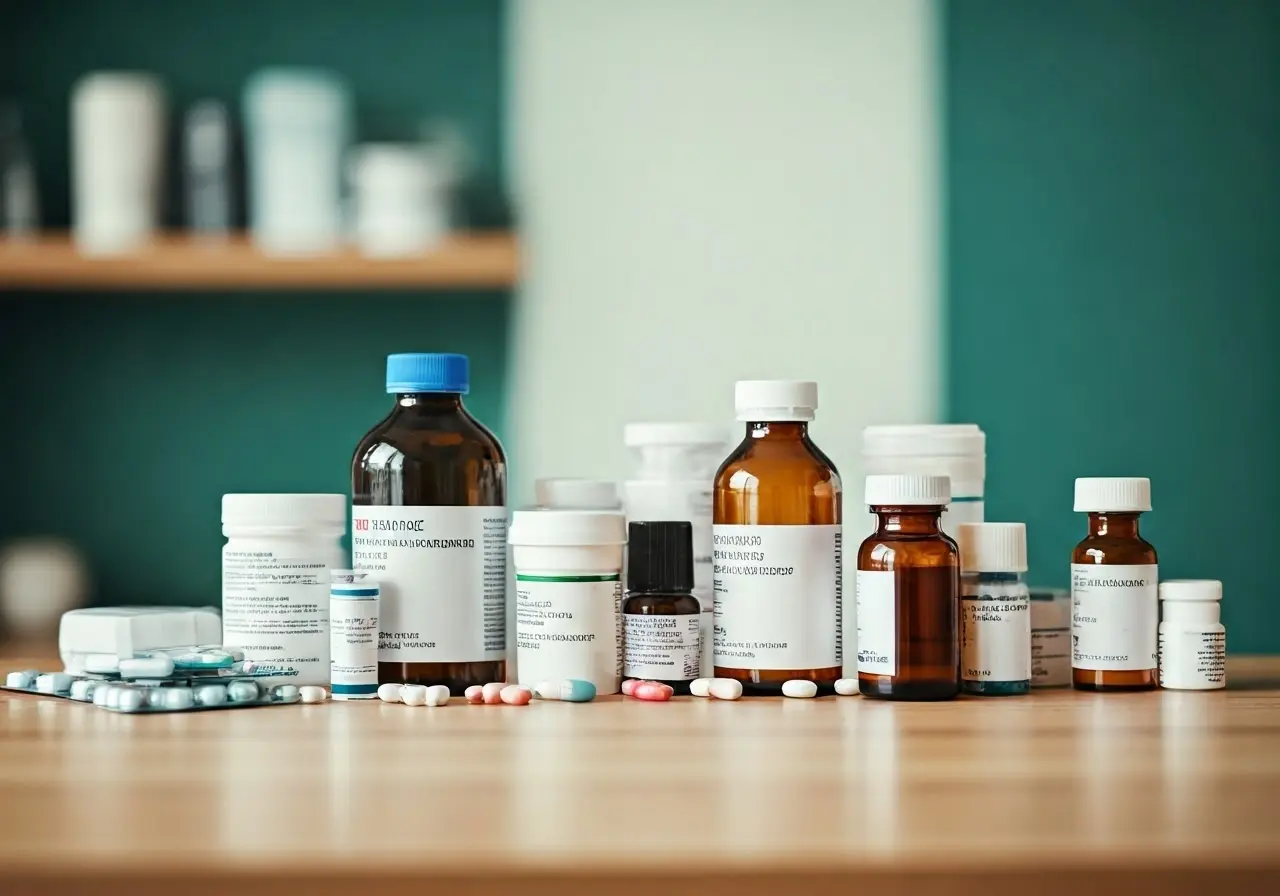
xmin=1 ymin=650 xmax=1278 ymax=896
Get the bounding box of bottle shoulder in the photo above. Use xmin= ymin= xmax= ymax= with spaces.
xmin=1071 ymin=536 xmax=1158 ymax=565
xmin=857 ymin=533 xmax=959 ymax=571
xmin=714 ymin=437 xmax=841 ymax=490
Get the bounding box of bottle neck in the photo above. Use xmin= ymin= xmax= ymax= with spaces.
xmin=745 ymin=421 xmax=809 ymax=441
xmin=1087 ymin=512 xmax=1142 ymax=538
xmin=872 ymin=506 xmax=943 ymax=535
xmin=391 ymin=392 xmax=463 ymax=413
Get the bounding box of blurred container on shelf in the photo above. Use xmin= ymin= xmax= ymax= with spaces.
xmin=349 ymin=143 xmax=448 ymax=257
xmin=70 ymin=72 xmax=165 ymax=255
xmin=183 ymin=100 xmax=234 ymax=241
xmin=0 ymin=538 xmax=91 ymax=642
xmin=0 ymin=101 xmax=39 ymax=240
xmin=419 ymin=118 xmax=473 ymax=229
xmin=243 ymin=68 xmax=351 ymax=256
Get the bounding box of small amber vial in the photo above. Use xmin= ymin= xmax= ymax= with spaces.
xmin=712 ymin=380 xmax=842 ymax=695
xmin=623 ymin=521 xmax=702 ymax=694
xmin=351 ymin=353 xmax=508 ymax=693
xmin=1071 ymin=477 xmax=1157 ymax=692
xmin=857 ymin=474 xmax=959 ymax=701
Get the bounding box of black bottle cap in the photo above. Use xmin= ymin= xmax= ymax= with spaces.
xmin=627 ymin=521 xmax=694 ymax=593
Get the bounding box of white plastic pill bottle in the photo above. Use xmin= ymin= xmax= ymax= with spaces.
xmin=1158 ymin=580 xmax=1226 ymax=690
xmin=508 ymin=509 xmax=626 ymax=695
xmin=622 ymin=422 xmax=727 ymax=678
xmin=861 ymin=424 xmax=986 ymax=538
xmin=535 ymin=478 xmax=621 ymax=510
xmin=221 ymin=494 xmax=346 ymax=686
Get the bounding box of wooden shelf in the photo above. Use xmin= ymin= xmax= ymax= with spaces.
xmin=0 ymin=232 xmax=519 ymax=290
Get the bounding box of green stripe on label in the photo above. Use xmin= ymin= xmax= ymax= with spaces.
xmin=515 ymin=573 xmax=620 ymax=583
xmin=951 ymin=495 xmax=983 ymax=503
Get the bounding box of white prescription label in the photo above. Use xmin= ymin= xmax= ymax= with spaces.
xmin=222 ymin=548 xmax=332 ymax=685
xmin=712 ymin=524 xmax=841 ymax=670
xmin=515 ymin=575 xmax=622 ymax=694
xmin=1071 ymin=563 xmax=1158 ymax=671
xmin=352 ymin=505 xmax=507 ymax=663
xmin=1031 ymin=629 xmax=1071 ymax=687
xmin=960 ymin=581 xmax=1031 ymax=682
xmin=1159 ymin=628 xmax=1226 ymax=690
xmin=624 ymin=613 xmax=701 ymax=681
xmin=855 ymin=569 xmax=896 ymax=675
xmin=330 ymin=595 xmax=379 ymax=698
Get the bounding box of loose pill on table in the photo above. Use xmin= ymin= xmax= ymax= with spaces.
xmin=500 ymin=685 xmax=531 ymax=706
xmin=621 ymin=678 xmax=640 ymax=696
xmin=425 ymin=685 xmax=450 ymax=707
xmin=464 ymin=685 xmax=484 ymax=704
xmin=69 ymin=679 xmax=97 ymax=701
xmin=782 ymin=679 xmax=818 ymax=699
xmin=272 ymin=685 xmax=300 ymax=704
xmin=118 ymin=656 xmax=176 ymax=679
xmin=36 ymin=672 xmax=74 ymax=694
xmin=559 ymin=679 xmax=597 ymax=702
xmin=708 ymin=679 xmax=743 ymax=701
xmin=116 ymin=688 xmax=145 ymax=712
xmin=83 ymin=654 xmax=122 ymax=674
xmin=690 ymin=678 xmax=713 ymax=698
xmin=633 ymin=682 xmax=672 ymax=702
xmin=196 ymin=684 xmax=228 ymax=706
xmin=299 ymin=686 xmax=328 ymax=704
xmin=227 ymin=680 xmax=260 ymax=703
xmin=834 ymin=678 xmax=858 ymax=696
xmin=482 ymin=682 xmax=505 ymax=704
xmin=401 ymin=685 xmax=429 ymax=706
xmin=5 ymin=670 xmax=35 ymax=689
xmin=378 ymin=683 xmax=404 ymax=703
xmin=163 ymin=687 xmax=195 ymax=710
xmin=531 ymin=681 xmax=556 ymax=700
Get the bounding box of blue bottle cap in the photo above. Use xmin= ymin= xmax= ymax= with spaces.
xmin=385 ymin=353 xmax=469 ymax=394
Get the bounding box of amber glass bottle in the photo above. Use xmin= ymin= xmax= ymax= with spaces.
xmin=857 ymin=474 xmax=959 ymax=701
xmin=712 ymin=380 xmax=841 ymax=695
xmin=351 ymin=353 xmax=507 ymax=693
xmin=623 ymin=521 xmax=702 ymax=694
xmin=1071 ymin=477 xmax=1157 ymax=691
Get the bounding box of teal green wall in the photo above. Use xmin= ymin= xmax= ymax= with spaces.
xmin=0 ymin=1 xmax=510 ymax=609
xmin=945 ymin=0 xmax=1280 ymax=651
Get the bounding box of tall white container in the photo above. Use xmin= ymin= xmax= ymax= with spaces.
xmin=71 ymin=72 xmax=165 ymax=255
xmin=221 ymin=494 xmax=346 ymax=686
xmin=862 ymin=424 xmax=987 ymax=537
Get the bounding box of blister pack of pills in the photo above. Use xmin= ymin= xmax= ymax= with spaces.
xmin=78 ymin=646 xmax=290 ymax=682
xmin=2 ymin=668 xmax=303 ymax=713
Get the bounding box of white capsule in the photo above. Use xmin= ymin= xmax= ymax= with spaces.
xmin=299 ymin=686 xmax=328 ymax=704
xmin=194 ymin=684 xmax=228 ymax=706
xmin=689 ymin=678 xmax=713 ymax=698
xmin=227 ymin=680 xmax=260 ymax=703
xmin=103 ymin=686 xmax=123 ymax=709
xmin=92 ymin=684 xmax=113 ymax=706
xmin=163 ymin=687 xmax=195 ymax=710
xmin=834 ymin=678 xmax=858 ymax=696
xmin=69 ymin=679 xmax=97 ymax=701
xmin=36 ymin=672 xmax=74 ymax=694
xmin=272 ymin=685 xmax=300 ymax=704
xmin=708 ymin=678 xmax=743 ymax=701
xmin=425 ymin=685 xmax=450 ymax=706
xmin=118 ymin=656 xmax=176 ymax=679
xmin=377 ymin=682 xmax=403 ymax=703
xmin=83 ymin=654 xmax=122 ymax=674
xmin=782 ymin=679 xmax=818 ymax=699
xmin=146 ymin=688 xmax=168 ymax=708
xmin=400 ymin=685 xmax=429 ymax=706
xmin=116 ymin=688 xmax=146 ymax=712
xmin=6 ymin=670 xmax=35 ymax=689
xmin=532 ymin=680 xmax=557 ymax=700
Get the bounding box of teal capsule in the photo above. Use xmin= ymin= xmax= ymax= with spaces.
xmin=173 ymin=650 xmax=234 ymax=670
xmin=559 ymin=679 xmax=596 ymax=702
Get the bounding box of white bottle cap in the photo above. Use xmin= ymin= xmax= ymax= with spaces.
xmin=1159 ymin=580 xmax=1223 ymax=602
xmin=1073 ymin=477 xmax=1151 ymax=512
xmin=508 ymin=509 xmax=627 ymax=547
xmin=956 ymin=522 xmax=1027 ymax=573
xmin=864 ymin=474 xmax=950 ymax=507
xmin=534 ymin=478 xmax=620 ymax=510
xmin=862 ymin=424 xmax=986 ymax=458
xmin=623 ymin=422 xmax=726 ymax=447
xmin=221 ymin=494 xmax=346 ymax=530
xmin=734 ymin=380 xmax=817 ymax=422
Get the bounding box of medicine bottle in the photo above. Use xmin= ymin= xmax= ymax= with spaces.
xmin=351 ymin=353 xmax=507 ymax=693
xmin=329 ymin=570 xmax=379 ymax=700
xmin=535 ymin=478 xmax=621 ymax=510
xmin=1029 ymin=588 xmax=1071 ymax=688
xmin=623 ymin=421 xmax=726 ymax=677
xmin=623 ymin=521 xmax=701 ymax=693
xmin=713 ymin=381 xmax=841 ymax=695
xmin=862 ymin=424 xmax=986 ymax=538
xmin=1071 ymin=477 xmax=1158 ymax=691
xmin=857 ymin=474 xmax=959 ymax=701
xmin=957 ymin=522 xmax=1030 ymax=696
xmin=508 ymin=509 xmax=626 ymax=694
xmin=221 ymin=493 xmax=346 ymax=687
xmin=1158 ymin=580 xmax=1226 ymax=690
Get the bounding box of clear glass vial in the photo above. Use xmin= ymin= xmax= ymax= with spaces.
xmin=623 ymin=521 xmax=701 ymax=694
xmin=1071 ymin=477 xmax=1158 ymax=692
xmin=957 ymin=522 xmax=1030 ymax=696
xmin=857 ymin=474 xmax=959 ymax=701
xmin=1158 ymin=580 xmax=1226 ymax=690
xmin=712 ymin=381 xmax=842 ymax=695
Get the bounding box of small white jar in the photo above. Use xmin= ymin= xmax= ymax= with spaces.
xmin=508 ymin=510 xmax=626 ymax=695
xmin=1158 ymin=580 xmax=1226 ymax=690
xmin=221 ymin=494 xmax=346 ymax=686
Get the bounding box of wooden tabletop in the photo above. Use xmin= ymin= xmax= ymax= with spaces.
xmin=2 ymin=652 xmax=1279 ymax=896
